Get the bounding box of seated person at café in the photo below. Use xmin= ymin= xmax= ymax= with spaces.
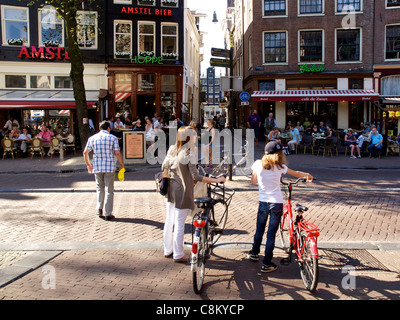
xmin=18 ymin=128 xmax=32 ymax=156
xmin=132 ymin=118 xmax=145 ymax=131
xmin=345 ymin=128 xmax=361 ymax=159
xmin=326 ymin=125 xmax=335 ymax=138
xmin=38 ymin=125 xmax=54 ymax=145
xmin=318 ymin=121 xmax=327 ymax=134
xmin=311 ymin=124 xmax=320 ymax=146
xmin=368 ymin=127 xmax=383 ymax=158
xmin=8 ymin=127 xmax=20 ymax=139
xmin=288 ymin=124 xmax=301 ymax=152
xmin=268 ymin=127 xmax=281 ymax=143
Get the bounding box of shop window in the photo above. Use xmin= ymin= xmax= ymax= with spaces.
xmin=76 ymin=11 xmax=98 ymax=49
xmin=386 ymin=25 xmax=400 ymax=60
xmin=336 ymin=29 xmax=361 ymax=62
xmin=161 ymin=75 xmax=176 ymax=92
xmin=337 ymin=0 xmax=361 ymax=12
xmin=300 ymin=30 xmax=323 ymax=62
xmin=114 ymin=20 xmax=132 ymax=58
xmin=287 ymin=101 xmax=337 ymax=129
xmin=39 ymin=6 xmax=64 ymax=47
xmin=138 ymin=22 xmax=155 ymax=56
xmin=349 ymin=101 xmax=364 ymax=129
xmin=299 ymin=0 xmax=323 ymax=14
xmin=387 ymin=0 xmax=400 ymax=8
xmin=23 ymin=110 xmax=44 ymax=129
xmin=349 ymin=79 xmax=363 ymax=89
xmin=161 ymin=23 xmax=178 ymax=59
xmin=161 ymin=0 xmax=178 ymax=7
xmin=31 ymin=76 xmax=51 ymax=89
xmin=264 ymin=0 xmax=286 ymax=16
xmin=138 ymin=74 xmax=155 ymax=92
xmin=161 ymin=93 xmax=177 ymax=119
xmin=55 ymin=76 xmax=73 ymax=88
xmin=259 ymin=81 xmax=275 ymax=91
xmin=2 ymin=6 xmax=29 ymax=46
xmin=382 ymin=76 xmax=400 ymax=95
xmin=264 ymin=31 xmax=287 ymax=63
xmin=115 ymin=73 xmax=132 ymax=116
xmin=5 ymin=75 xmax=26 ymax=88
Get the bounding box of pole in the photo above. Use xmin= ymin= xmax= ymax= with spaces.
xmin=229 ymin=47 xmax=234 ymax=181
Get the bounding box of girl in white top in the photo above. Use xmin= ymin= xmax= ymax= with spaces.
xmin=248 ymin=141 xmax=313 ymax=273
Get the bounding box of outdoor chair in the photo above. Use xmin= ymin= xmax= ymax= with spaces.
xmin=1 ymin=137 xmax=18 ymax=160
xmin=331 ymin=136 xmax=339 ymax=156
xmin=301 ymin=135 xmax=314 ymax=155
xmin=49 ymin=137 xmax=61 ymax=159
xmin=64 ymin=134 xmax=76 ymax=155
xmin=317 ymin=138 xmax=333 ymax=157
xmin=29 ymin=138 xmax=44 ymax=159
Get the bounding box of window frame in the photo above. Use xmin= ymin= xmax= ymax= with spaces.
xmin=137 ymin=0 xmax=155 ymax=6
xmin=298 ymin=29 xmax=324 ymax=63
xmin=38 ymin=6 xmax=65 ymax=47
xmin=262 ymin=30 xmax=288 ymax=65
xmin=161 ymin=0 xmax=179 ymax=7
xmin=263 ymin=0 xmax=288 ymax=18
xmin=335 ymin=27 xmax=362 ymax=63
xmin=114 ymin=20 xmax=133 ymax=59
xmin=385 ymin=24 xmax=400 ymax=61
xmin=1 ymin=5 xmax=30 ymax=47
xmin=76 ymin=10 xmax=98 ymax=50
xmin=138 ymin=21 xmax=156 ymax=57
xmin=386 ymin=0 xmax=400 ymax=9
xmin=335 ymin=0 xmax=363 ymax=14
xmin=161 ymin=22 xmax=179 ymax=60
xmin=298 ymin=0 xmax=324 ymax=16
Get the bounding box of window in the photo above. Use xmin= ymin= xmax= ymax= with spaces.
xmin=336 ymin=29 xmax=361 ymax=62
xmin=264 ymin=0 xmax=286 ymax=16
xmin=161 ymin=0 xmax=178 ymax=7
xmin=76 ymin=11 xmax=98 ymax=49
xmin=39 ymin=6 xmax=64 ymax=47
xmin=2 ymin=6 xmax=29 ymax=46
xmin=5 ymin=75 xmax=26 ymax=88
xmin=387 ymin=0 xmax=400 ymax=8
xmin=161 ymin=23 xmax=178 ymax=59
xmin=300 ymin=30 xmax=323 ymax=62
xmin=264 ymin=31 xmax=287 ymax=63
xmin=337 ymin=0 xmax=361 ymax=12
xmin=138 ymin=22 xmax=155 ymax=56
xmin=386 ymin=25 xmax=400 ymax=60
xmin=138 ymin=0 xmax=155 ymax=5
xmin=382 ymin=76 xmax=400 ymax=95
xmin=114 ymin=20 xmax=132 ymax=58
xmin=114 ymin=0 xmax=132 ymax=4
xmin=55 ymin=76 xmax=73 ymax=88
xmin=161 ymin=75 xmax=176 ymax=92
xmin=138 ymin=74 xmax=155 ymax=91
xmin=31 ymin=76 xmax=51 ymax=89
xmin=299 ymin=0 xmax=323 ymax=14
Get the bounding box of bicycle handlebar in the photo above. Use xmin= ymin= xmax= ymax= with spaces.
xmin=280 ymin=176 xmax=317 ymax=186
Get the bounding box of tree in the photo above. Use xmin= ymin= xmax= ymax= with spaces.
xmin=28 ymin=0 xmax=91 ymax=149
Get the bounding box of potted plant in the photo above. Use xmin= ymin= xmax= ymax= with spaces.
xmin=7 ymin=38 xmax=23 ymax=46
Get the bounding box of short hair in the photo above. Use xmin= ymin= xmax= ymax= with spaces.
xmin=100 ymin=121 xmax=110 ymax=130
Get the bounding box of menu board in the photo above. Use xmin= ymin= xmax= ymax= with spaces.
xmin=124 ymin=133 xmax=145 ymax=160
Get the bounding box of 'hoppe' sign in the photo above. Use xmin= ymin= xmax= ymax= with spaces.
xmin=17 ymin=46 xmax=70 ymax=60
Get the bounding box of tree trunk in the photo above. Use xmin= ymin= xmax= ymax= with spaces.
xmin=65 ymin=4 xmax=90 ymax=150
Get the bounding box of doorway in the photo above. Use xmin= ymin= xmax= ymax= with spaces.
xmin=137 ymin=95 xmax=156 ymax=120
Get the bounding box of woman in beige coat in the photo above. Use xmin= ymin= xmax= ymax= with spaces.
xmin=162 ymin=126 xmax=225 ymax=262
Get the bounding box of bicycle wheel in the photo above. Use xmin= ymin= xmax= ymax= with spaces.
xmin=279 ymin=213 xmax=291 ymax=254
xmin=192 ymin=227 xmax=207 ymax=294
xmin=210 ymin=202 xmax=228 ymax=246
xmin=299 ymin=232 xmax=319 ymax=292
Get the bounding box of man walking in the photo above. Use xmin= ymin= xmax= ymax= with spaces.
xmin=83 ymin=121 xmax=124 ymax=221
xmin=247 ymin=109 xmax=262 ymax=145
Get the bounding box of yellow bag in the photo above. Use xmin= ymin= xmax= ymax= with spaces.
xmin=118 ymin=168 xmax=126 ymax=181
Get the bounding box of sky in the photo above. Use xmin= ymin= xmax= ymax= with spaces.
xmin=187 ymin=0 xmax=228 ymax=77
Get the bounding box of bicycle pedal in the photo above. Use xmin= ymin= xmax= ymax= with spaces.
xmin=214 ymin=228 xmax=223 ymax=235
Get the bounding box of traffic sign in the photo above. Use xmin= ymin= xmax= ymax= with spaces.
xmin=211 ymin=48 xmax=230 ymax=58
xmin=240 ymin=91 xmax=250 ymax=102
xmin=210 ymin=58 xmax=230 ymax=68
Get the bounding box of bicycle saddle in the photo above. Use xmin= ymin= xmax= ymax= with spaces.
xmin=194 ymin=197 xmax=214 ymax=205
xmin=295 ymin=204 xmax=308 ymax=212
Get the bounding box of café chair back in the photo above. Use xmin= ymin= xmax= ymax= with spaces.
xmin=1 ymin=137 xmax=17 ymax=160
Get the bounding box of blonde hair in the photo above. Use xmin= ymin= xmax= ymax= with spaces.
xmin=261 ymin=151 xmax=287 ymax=170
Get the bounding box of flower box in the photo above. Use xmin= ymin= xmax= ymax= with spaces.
xmin=162 ymin=0 xmax=178 ymax=6
xmin=162 ymin=52 xmax=178 ymax=59
xmin=44 ymin=40 xmax=60 ymax=47
xmin=7 ymin=39 xmax=23 ymax=46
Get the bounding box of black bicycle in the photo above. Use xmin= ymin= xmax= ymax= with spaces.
xmin=190 ymin=171 xmax=235 ymax=294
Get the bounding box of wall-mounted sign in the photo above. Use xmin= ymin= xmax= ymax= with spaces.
xmin=121 ymin=6 xmax=173 ymax=16
xmin=211 ymin=48 xmax=230 ymax=58
xmin=18 ymin=46 xmax=70 ymax=60
xmin=130 ymin=55 xmax=164 ymax=64
xmin=210 ymin=58 xmax=230 ymax=68
xmin=300 ymin=64 xmax=324 ymax=74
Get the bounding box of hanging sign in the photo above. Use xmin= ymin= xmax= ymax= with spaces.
xmin=300 ymin=64 xmax=324 ymax=74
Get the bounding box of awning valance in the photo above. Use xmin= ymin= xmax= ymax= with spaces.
xmin=0 ymin=89 xmax=99 ymax=109
xmin=381 ymin=96 xmax=400 ymax=104
xmin=251 ymin=89 xmax=379 ymax=102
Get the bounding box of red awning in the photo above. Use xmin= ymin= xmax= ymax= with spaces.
xmin=0 ymin=89 xmax=99 ymax=109
xmin=252 ymin=89 xmax=380 ymax=102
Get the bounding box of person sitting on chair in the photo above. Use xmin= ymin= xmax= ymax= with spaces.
xmin=288 ymin=124 xmax=301 ymax=152
xmin=345 ymin=129 xmax=361 ymax=159
xmin=368 ymin=127 xmax=383 ymax=158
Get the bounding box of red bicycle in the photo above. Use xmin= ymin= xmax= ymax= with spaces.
xmin=279 ymin=177 xmax=320 ymax=292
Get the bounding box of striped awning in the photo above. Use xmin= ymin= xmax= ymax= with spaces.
xmin=251 ymin=89 xmax=379 ymax=102
xmin=381 ymin=96 xmax=400 ymax=104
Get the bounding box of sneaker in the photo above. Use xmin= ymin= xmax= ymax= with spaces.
xmin=357 ymin=155 xmax=361 ymax=158
xmin=261 ymin=262 xmax=278 ymax=273
xmin=247 ymin=250 xmax=259 ymax=261
xmin=350 ymin=155 xmax=356 ymax=159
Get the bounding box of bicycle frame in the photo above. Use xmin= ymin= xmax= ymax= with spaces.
xmin=281 ymin=179 xmax=320 ymax=261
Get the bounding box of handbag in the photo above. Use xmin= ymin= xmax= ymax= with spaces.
xmin=155 ymin=172 xmax=169 ymax=196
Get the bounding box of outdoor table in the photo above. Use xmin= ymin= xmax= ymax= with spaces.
xmin=279 ymin=133 xmax=291 ymax=146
